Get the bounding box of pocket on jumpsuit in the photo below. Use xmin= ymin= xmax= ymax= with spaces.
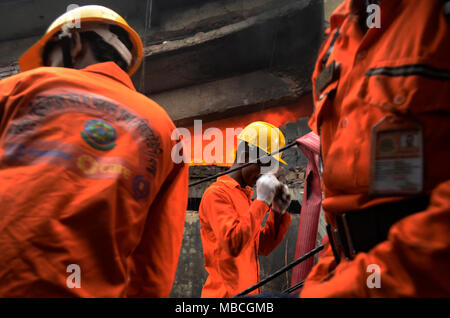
xmin=358 ymin=59 xmax=450 ymax=190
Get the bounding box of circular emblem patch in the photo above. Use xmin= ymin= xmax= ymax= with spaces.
xmin=133 ymin=175 xmax=150 ymax=200
xmin=81 ymin=119 xmax=117 ymax=151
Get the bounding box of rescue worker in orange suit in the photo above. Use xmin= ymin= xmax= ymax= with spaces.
xmin=199 ymin=122 xmax=292 ymax=297
xmin=0 ymin=5 xmax=189 ymax=297
xmin=300 ymin=0 xmax=450 ymax=297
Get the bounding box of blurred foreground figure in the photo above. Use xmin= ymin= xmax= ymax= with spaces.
xmin=0 ymin=5 xmax=188 ymax=297
xmin=301 ymin=0 xmax=450 ymax=297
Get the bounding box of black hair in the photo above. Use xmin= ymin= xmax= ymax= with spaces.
xmin=42 ymin=39 xmax=60 ymax=66
xmin=80 ymin=24 xmax=133 ymax=72
xmin=43 ymin=24 xmax=133 ymax=72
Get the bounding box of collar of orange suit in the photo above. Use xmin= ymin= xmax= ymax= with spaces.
xmin=82 ymin=62 xmax=136 ymax=91
xmin=217 ymin=175 xmax=253 ymax=198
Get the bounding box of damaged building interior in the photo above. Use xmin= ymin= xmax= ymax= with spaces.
xmin=0 ymin=0 xmax=345 ymax=297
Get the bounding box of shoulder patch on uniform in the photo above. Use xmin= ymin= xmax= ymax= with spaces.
xmin=81 ymin=119 xmax=117 ymax=151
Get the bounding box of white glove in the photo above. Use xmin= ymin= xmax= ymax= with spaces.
xmin=256 ymin=174 xmax=279 ymax=206
xmin=272 ymin=183 xmax=291 ymax=215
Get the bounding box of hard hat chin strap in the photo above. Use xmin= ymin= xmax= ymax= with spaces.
xmin=59 ymin=36 xmax=74 ymax=69
xmin=58 ymin=24 xmax=74 ymax=69
xmin=90 ymin=27 xmax=132 ymax=68
xmin=56 ymin=23 xmax=132 ymax=69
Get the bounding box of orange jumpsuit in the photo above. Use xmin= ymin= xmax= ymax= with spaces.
xmin=0 ymin=62 xmax=189 ymax=297
xmin=301 ymin=0 xmax=450 ymax=297
xmin=199 ymin=175 xmax=291 ymax=297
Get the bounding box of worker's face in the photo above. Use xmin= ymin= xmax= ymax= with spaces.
xmin=235 ymin=148 xmax=260 ymax=187
xmin=241 ymin=163 xmax=262 ymax=188
xmin=239 ymin=149 xmax=279 ymax=187
xmin=236 ymin=145 xmax=280 ymax=187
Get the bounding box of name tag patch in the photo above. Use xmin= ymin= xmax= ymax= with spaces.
xmin=370 ymin=116 xmax=424 ymax=196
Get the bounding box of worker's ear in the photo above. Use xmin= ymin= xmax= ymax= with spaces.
xmin=70 ymin=31 xmax=83 ymax=60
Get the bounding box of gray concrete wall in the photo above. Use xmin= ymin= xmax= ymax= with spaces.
xmin=324 ymin=0 xmax=345 ymax=23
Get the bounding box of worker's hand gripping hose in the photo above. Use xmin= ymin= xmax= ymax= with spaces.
xmin=272 ymin=183 xmax=291 ymax=215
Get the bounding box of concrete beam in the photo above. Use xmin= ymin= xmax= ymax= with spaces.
xmin=148 ymin=0 xmax=294 ymax=43
xmin=0 ymin=63 xmax=19 ymax=80
xmin=151 ymin=70 xmax=306 ymax=127
xmin=133 ymin=0 xmax=323 ymax=94
xmin=0 ymin=0 xmax=323 ymax=97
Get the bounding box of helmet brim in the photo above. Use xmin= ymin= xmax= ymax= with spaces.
xmin=19 ymin=17 xmax=143 ymax=76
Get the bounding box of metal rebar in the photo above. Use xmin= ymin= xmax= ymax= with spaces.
xmin=188 ymin=140 xmax=298 ymax=187
xmin=234 ymin=244 xmax=324 ymax=297
xmin=282 ymin=280 xmax=305 ymax=294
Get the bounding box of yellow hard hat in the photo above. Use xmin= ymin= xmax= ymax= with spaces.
xmin=19 ymin=5 xmax=143 ymax=75
xmin=238 ymin=121 xmax=287 ymax=165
